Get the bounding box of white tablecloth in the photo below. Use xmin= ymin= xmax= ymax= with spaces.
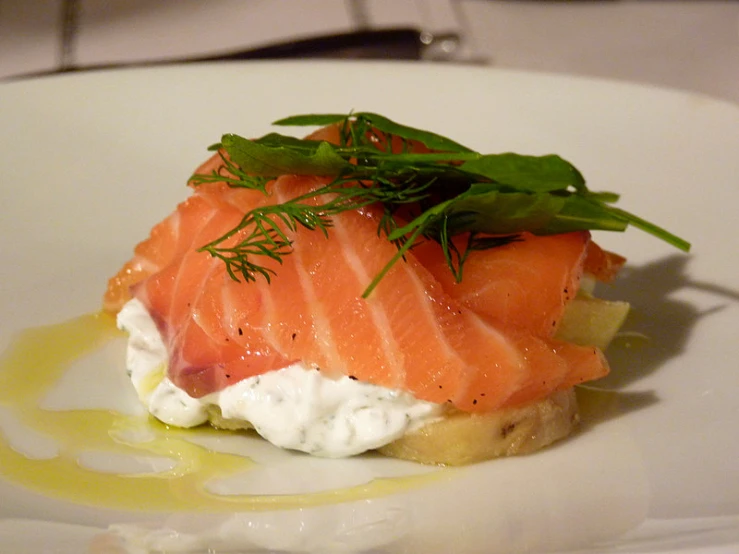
xmin=1 ymin=1 xmax=737 ymax=104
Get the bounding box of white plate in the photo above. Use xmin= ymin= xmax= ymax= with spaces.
xmin=1 ymin=61 xmax=738 ymax=553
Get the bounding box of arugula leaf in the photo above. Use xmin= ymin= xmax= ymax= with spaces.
xmin=607 ymin=205 xmax=691 ymax=251
xmin=388 ymin=188 xmax=625 ymax=240
xmin=460 ymin=154 xmax=587 ymax=193
xmin=254 ymin=133 xmax=328 ymax=152
xmin=275 ymin=112 xmax=475 ymax=153
xmin=352 ymin=112 xmax=475 ymax=153
xmin=273 ymin=113 xmax=349 ymax=127
xmin=221 ymin=134 xmax=348 ymax=177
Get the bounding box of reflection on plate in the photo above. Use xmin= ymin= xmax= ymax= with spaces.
xmin=0 ymin=61 xmax=738 ymax=553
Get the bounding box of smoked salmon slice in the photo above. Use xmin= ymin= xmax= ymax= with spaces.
xmin=413 ymin=231 xmax=590 ymax=337
xmin=105 ymin=158 xmax=610 ymax=413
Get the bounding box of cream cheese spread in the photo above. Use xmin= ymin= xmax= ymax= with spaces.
xmin=117 ymin=299 xmax=443 ymax=457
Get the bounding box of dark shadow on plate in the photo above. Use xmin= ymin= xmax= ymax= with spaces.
xmin=575 ymin=254 xmax=737 ymax=425
xmin=575 ymin=388 xmax=658 ymax=428
xmin=592 ymin=254 xmax=733 ymax=390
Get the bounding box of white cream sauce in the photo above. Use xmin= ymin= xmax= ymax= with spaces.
xmin=117 ymin=299 xmax=443 ymax=458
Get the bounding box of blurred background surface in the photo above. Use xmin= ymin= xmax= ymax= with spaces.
xmin=1 ymin=0 xmax=737 ymax=103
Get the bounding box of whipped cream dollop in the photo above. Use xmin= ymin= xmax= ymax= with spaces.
xmin=117 ymin=299 xmax=443 ymax=457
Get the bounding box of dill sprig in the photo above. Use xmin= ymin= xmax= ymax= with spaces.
xmin=189 ymin=146 xmax=272 ymax=193
xmin=190 ymin=112 xmax=690 ymax=297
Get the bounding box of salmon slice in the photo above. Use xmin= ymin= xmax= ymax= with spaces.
xmin=106 ymin=163 xmax=610 ymax=412
xmin=412 ymin=232 xmax=626 ymax=337
xmin=304 ymin=123 xmax=617 ymax=337
xmin=104 ymin=151 xmax=254 ymax=313
xmin=582 ymin=240 xmax=627 ymax=283
xmin=413 ymin=232 xmax=589 ymax=337
xmin=132 ymin=179 xmax=292 ymax=396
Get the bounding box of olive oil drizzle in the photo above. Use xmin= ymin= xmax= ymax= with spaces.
xmin=0 ymin=313 xmax=440 ymax=511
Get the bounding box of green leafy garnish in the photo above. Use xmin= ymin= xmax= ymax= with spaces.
xmin=460 ymin=154 xmax=586 ymax=192
xmin=275 ymin=112 xmax=474 ymax=153
xmin=191 ymin=111 xmax=690 ymax=296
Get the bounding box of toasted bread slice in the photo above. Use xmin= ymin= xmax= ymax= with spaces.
xmin=378 ymin=389 xmax=578 ymax=465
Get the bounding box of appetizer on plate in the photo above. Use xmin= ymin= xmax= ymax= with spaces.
xmin=104 ymin=113 xmax=688 ymax=465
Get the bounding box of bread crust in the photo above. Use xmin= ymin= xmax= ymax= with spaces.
xmin=378 ymin=389 xmax=579 ymax=465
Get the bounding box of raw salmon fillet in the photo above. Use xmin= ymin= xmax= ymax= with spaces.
xmin=105 ymin=149 xmax=610 ymax=413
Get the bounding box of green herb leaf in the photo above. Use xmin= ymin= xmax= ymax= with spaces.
xmin=221 ymin=134 xmax=348 ymax=177
xmin=275 ymin=112 xmax=475 ymax=153
xmin=352 ymin=112 xmax=475 ymax=153
xmin=607 ymin=205 xmax=691 ymax=251
xmin=460 ymin=153 xmax=587 ymax=193
xmin=254 ymin=133 xmax=328 ymax=153
xmin=447 ymin=187 xmax=627 ymax=235
xmin=387 ymin=189 xmax=625 ymax=244
xmin=273 ymin=113 xmax=349 ymax=127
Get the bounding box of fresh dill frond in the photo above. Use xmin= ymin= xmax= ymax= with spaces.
xmin=189 ymin=149 xmax=272 ymax=193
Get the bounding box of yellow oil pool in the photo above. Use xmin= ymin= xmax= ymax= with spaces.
xmin=0 ymin=313 xmax=440 ymax=512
